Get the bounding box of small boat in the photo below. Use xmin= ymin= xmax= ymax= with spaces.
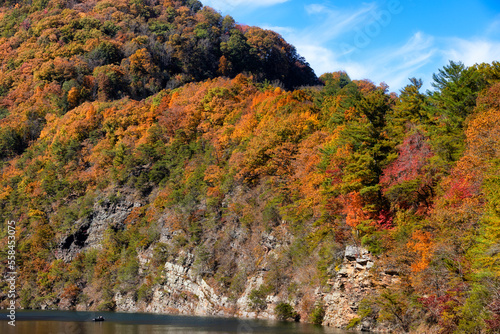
xmin=93 ymin=316 xmax=105 ymax=321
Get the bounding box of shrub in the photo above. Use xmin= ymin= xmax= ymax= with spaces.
xmin=248 ymin=285 xmax=272 ymax=311
xmin=275 ymin=302 xmax=299 ymax=321
xmin=117 ymin=257 xmax=139 ymax=285
xmin=310 ymin=303 xmax=325 ymax=325
xmin=346 ymin=317 xmax=361 ymax=329
xmin=97 ymin=300 xmax=116 ymax=311
xmin=229 ymin=271 xmax=247 ymax=298
xmin=20 ymin=287 xmax=33 ymax=309
xmin=137 ymin=283 xmax=154 ymax=303
xmin=98 ymin=286 xmax=116 ymax=311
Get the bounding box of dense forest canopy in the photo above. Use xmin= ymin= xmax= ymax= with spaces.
xmin=0 ymin=0 xmax=500 ymax=332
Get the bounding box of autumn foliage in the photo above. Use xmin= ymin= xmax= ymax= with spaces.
xmin=0 ymin=0 xmax=500 ymax=332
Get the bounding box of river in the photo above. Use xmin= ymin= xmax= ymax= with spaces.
xmin=0 ymin=310 xmax=353 ymax=334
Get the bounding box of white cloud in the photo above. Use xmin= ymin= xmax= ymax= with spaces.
xmin=204 ymin=0 xmax=500 ymax=92
xmin=276 ymin=2 xmax=500 ymax=91
xmin=288 ymin=30 xmax=438 ymax=92
xmin=305 ymin=4 xmax=327 ymax=15
xmin=299 ymin=3 xmax=378 ymax=44
xmin=294 ymin=44 xmax=370 ymax=80
xmin=347 ymin=34 xmax=500 ymax=92
xmin=379 ymin=32 xmax=437 ymax=90
xmin=392 ymin=32 xmax=434 ymax=58
xmin=261 ymin=25 xmax=295 ymax=35
xmin=202 ymin=0 xmax=289 ymax=11
xmin=278 ymin=6 xmax=500 ymax=93
xmin=276 ymin=1 xmax=436 ymax=92
xmin=444 ymin=38 xmax=500 ymax=67
xmin=362 ymin=34 xmax=435 ymax=90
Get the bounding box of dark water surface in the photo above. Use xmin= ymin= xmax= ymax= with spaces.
xmin=0 ymin=310 xmax=352 ymax=334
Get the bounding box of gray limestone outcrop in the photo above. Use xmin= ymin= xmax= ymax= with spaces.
xmin=53 ymin=192 xmax=399 ymax=331
xmin=56 ymin=192 xmax=142 ymax=262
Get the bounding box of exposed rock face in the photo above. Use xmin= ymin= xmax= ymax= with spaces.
xmin=56 ymin=218 xmax=91 ymax=262
xmin=115 ymin=292 xmax=139 ymax=313
xmin=114 ymin=254 xmax=278 ymax=319
xmin=84 ymin=198 xmax=142 ymax=249
xmin=235 ymin=273 xmax=277 ymax=320
xmin=54 ymin=192 xmax=399 ymax=330
xmin=113 ymin=255 xmax=232 ymax=315
xmin=109 ymin=244 xmax=400 ymax=332
xmin=56 ymin=192 xmax=142 ymax=262
xmin=146 ymin=258 xmax=233 ymax=316
xmin=322 ymin=246 xmax=400 ymax=332
xmin=322 ymin=246 xmax=375 ymax=328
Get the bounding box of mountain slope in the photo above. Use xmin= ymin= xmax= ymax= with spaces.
xmin=0 ymin=0 xmax=317 ymax=159
xmin=1 ymin=0 xmax=500 ymax=332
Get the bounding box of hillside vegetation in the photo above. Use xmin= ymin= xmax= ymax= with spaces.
xmin=0 ymin=0 xmax=500 ymax=332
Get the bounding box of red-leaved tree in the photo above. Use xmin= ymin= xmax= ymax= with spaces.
xmin=380 ymin=131 xmax=435 ymax=211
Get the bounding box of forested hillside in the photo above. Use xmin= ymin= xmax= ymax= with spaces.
xmin=0 ymin=0 xmax=500 ymax=332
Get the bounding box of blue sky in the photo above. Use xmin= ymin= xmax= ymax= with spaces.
xmin=201 ymin=0 xmax=500 ymax=93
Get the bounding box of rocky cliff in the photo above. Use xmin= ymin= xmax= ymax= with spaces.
xmin=110 ymin=243 xmax=400 ymax=331
xmin=56 ymin=193 xmax=399 ymax=331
